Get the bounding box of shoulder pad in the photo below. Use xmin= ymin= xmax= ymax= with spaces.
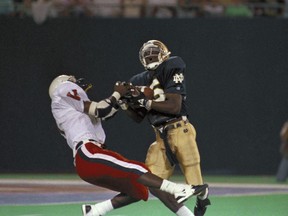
xmin=130 ymin=71 xmax=150 ymax=86
xmin=164 ymin=56 xmax=186 ymax=70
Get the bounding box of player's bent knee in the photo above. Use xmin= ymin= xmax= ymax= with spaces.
xmin=112 ymin=195 xmax=141 ymax=208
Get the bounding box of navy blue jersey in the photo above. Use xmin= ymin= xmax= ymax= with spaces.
xmin=129 ymin=56 xmax=188 ymax=126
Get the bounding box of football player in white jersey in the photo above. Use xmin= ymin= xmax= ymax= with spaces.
xmin=49 ymin=75 xmax=208 ymax=216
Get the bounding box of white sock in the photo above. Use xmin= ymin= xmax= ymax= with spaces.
xmin=160 ymin=179 xmax=186 ymax=195
xmin=176 ymin=206 xmax=195 ymax=216
xmin=93 ymin=200 xmax=114 ymax=215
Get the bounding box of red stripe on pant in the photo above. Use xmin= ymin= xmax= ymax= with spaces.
xmin=75 ymin=142 xmax=149 ymax=201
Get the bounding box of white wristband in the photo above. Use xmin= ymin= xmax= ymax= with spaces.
xmin=120 ymin=103 xmax=128 ymax=110
xmin=88 ymin=101 xmax=98 ymax=116
xmin=112 ymin=91 xmax=121 ymax=101
xmin=145 ymin=100 xmax=152 ymax=110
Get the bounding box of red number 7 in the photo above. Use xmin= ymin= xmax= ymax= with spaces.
xmin=67 ymin=89 xmax=80 ymax=101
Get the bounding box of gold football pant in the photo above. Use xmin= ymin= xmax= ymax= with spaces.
xmin=145 ymin=120 xmax=204 ymax=185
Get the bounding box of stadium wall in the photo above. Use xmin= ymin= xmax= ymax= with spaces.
xmin=1 ymin=17 xmax=288 ymax=175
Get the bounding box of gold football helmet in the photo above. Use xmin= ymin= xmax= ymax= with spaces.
xmin=139 ymin=40 xmax=171 ymax=70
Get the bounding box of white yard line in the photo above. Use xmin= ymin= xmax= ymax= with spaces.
xmin=0 ymin=179 xmax=87 ymax=186
xmin=209 ymin=182 xmax=288 ymax=189
xmin=0 ymin=179 xmax=288 ymax=189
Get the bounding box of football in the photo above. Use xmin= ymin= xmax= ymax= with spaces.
xmin=137 ymin=86 xmax=154 ymax=100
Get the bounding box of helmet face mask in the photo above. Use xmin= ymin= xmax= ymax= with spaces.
xmin=75 ymin=78 xmax=93 ymax=92
xmin=139 ymin=40 xmax=171 ymax=70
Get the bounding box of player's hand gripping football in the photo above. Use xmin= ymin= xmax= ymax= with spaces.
xmin=133 ymin=91 xmax=151 ymax=110
xmin=123 ymin=86 xmax=154 ymax=111
xmin=114 ymin=81 xmax=133 ymax=97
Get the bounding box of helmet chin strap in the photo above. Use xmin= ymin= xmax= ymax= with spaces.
xmin=146 ymin=62 xmax=160 ymax=70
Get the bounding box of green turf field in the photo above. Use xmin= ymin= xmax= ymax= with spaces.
xmin=1 ymin=194 xmax=287 ymax=216
xmin=0 ymin=173 xmax=287 ymax=184
xmin=0 ymin=174 xmax=287 ymax=216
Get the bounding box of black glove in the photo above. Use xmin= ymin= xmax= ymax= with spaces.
xmin=118 ymin=98 xmax=129 ymax=110
xmin=128 ymin=91 xmax=152 ymax=110
xmin=114 ymin=81 xmax=133 ymax=97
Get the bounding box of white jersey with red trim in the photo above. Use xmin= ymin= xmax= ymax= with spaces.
xmin=51 ymin=81 xmax=106 ymax=151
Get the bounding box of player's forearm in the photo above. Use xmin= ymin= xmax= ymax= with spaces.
xmin=151 ymin=93 xmax=182 ymax=114
xmin=125 ymin=106 xmax=146 ymax=123
xmin=83 ymin=92 xmax=120 ymax=118
xmin=150 ymin=100 xmax=180 ymax=114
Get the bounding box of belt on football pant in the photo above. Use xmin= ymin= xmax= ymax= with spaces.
xmin=153 ymin=116 xmax=188 ymax=131
xmin=153 ymin=116 xmax=188 ymax=166
xmin=75 ymin=139 xmax=104 ymax=152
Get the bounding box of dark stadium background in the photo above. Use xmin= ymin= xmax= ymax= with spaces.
xmin=1 ymin=18 xmax=287 ymax=175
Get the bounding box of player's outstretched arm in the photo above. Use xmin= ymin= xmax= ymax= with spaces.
xmin=83 ymin=82 xmax=131 ymax=120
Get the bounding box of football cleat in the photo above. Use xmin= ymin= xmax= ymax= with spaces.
xmin=82 ymin=204 xmax=102 ymax=216
xmin=194 ymin=197 xmax=211 ymax=216
xmin=175 ymin=184 xmax=208 ymax=204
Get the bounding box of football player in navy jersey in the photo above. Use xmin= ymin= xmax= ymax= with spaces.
xmin=121 ymin=40 xmax=211 ymax=216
